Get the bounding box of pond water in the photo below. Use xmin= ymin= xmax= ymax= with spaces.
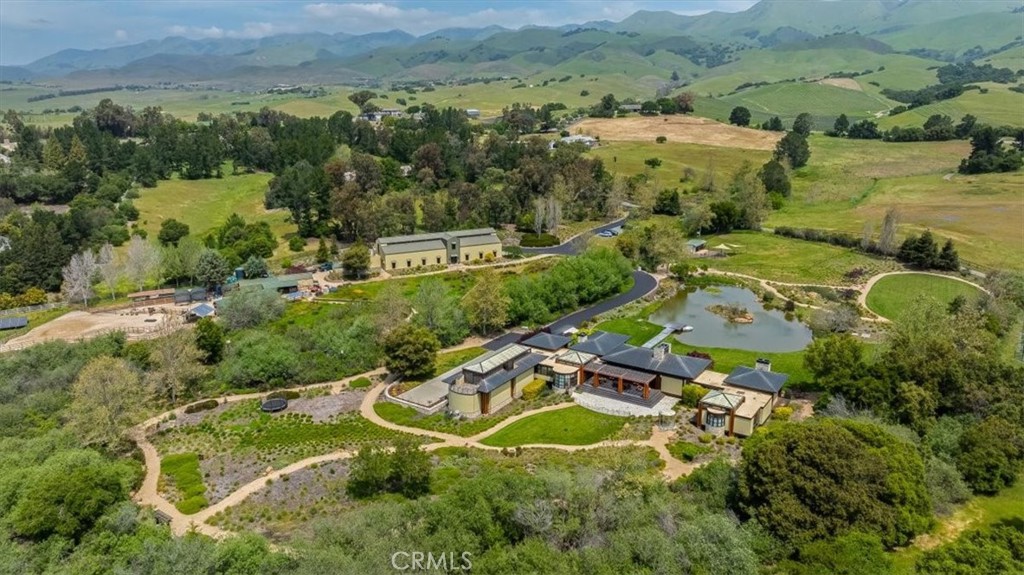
xmin=649 ymin=286 xmax=813 ymax=352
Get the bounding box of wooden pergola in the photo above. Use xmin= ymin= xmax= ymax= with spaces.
xmin=581 ymin=362 xmax=658 ymax=400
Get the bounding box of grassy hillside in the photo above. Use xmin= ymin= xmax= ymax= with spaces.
xmin=876 ymin=12 xmax=1024 ymax=56
xmin=717 ymin=82 xmax=895 ymax=128
xmin=877 ymin=83 xmax=1024 ymax=129
xmin=765 ymin=136 xmax=1023 ymax=270
xmin=590 ymin=140 xmax=772 ymax=189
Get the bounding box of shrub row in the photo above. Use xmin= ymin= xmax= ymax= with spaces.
xmin=184 ymin=399 xmax=219 ymax=414
xmin=521 ymin=378 xmax=547 ymax=401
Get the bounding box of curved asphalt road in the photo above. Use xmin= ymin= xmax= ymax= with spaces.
xmin=483 ymin=218 xmax=655 ymax=350
xmin=520 ymin=217 xmax=627 ymax=256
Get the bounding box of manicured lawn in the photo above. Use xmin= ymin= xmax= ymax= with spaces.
xmin=703 ymin=231 xmax=898 ymax=285
xmin=479 ymin=405 xmax=627 ymax=447
xmin=866 ymin=273 xmax=983 ymax=321
xmin=160 ymin=452 xmax=208 ymax=514
xmin=594 ymin=316 xmax=665 ymax=346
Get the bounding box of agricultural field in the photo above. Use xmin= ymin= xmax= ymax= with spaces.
xmin=573 ymin=115 xmax=783 ymax=150
xmin=865 ymin=273 xmax=984 ymax=321
xmin=717 ymin=82 xmax=896 ymax=129
xmin=590 ymin=140 xmax=773 ymax=189
xmin=478 ymin=405 xmax=630 ymax=447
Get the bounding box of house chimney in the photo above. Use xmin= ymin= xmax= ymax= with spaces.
xmin=653 ymin=343 xmax=669 ymax=362
xmin=755 ymin=358 xmax=771 ymax=372
xmin=578 ymin=333 xmax=588 ymax=342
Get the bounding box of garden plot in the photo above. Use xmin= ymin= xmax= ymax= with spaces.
xmin=154 ymin=392 xmax=418 ymax=505
xmin=208 ymin=459 xmax=352 ymax=541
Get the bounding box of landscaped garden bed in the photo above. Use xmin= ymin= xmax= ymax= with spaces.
xmin=154 ymin=398 xmax=424 ymax=504
xmin=207 ymin=459 xmax=352 ymax=540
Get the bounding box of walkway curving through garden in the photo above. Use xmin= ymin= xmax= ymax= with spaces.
xmin=131 ymin=370 xmax=698 ymax=539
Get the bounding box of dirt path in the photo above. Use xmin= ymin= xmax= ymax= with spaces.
xmin=857 ymin=270 xmax=990 ymax=315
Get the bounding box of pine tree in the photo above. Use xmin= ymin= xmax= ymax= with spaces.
xmin=937 ymin=239 xmax=960 ymax=271
xmin=316 ymin=236 xmax=331 ymax=263
xmin=42 ymin=137 xmax=66 ymax=170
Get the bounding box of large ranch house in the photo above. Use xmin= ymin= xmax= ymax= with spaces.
xmin=373 ymin=228 xmax=502 ymax=271
xmin=392 ymin=330 xmax=789 ymax=437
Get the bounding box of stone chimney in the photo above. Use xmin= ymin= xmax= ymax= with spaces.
xmin=578 ymin=333 xmax=588 ymax=342
xmin=755 ymin=358 xmax=771 ymax=372
xmin=653 ymin=343 xmax=669 ymax=362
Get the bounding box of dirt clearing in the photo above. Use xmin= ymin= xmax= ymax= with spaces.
xmin=818 ymin=78 xmax=863 ymax=91
xmin=572 ymin=116 xmax=783 ymax=150
xmin=3 ymin=306 xmax=183 ymax=349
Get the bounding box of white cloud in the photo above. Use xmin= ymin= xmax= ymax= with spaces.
xmin=165 ymin=22 xmax=280 ymax=39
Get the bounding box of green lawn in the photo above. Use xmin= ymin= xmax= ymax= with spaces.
xmin=160 ymin=452 xmax=208 ymax=514
xmin=670 ymin=341 xmax=812 ymax=387
xmin=865 ymin=273 xmax=983 ymax=321
xmin=702 ymin=231 xmax=898 ymax=285
xmin=593 ymin=316 xmax=666 ymax=346
xmin=479 ymin=405 xmax=627 ymax=447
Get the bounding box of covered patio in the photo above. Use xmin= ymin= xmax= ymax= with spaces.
xmin=581 ymin=362 xmax=658 ymax=401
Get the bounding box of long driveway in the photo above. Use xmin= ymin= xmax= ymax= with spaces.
xmin=521 ymin=217 xmax=626 ymax=256
xmin=548 ymin=270 xmax=658 ymax=335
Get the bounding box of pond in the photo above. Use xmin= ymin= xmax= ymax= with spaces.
xmin=649 ymin=286 xmax=813 ymax=352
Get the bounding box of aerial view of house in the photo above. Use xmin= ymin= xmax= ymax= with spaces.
xmin=374 ymin=228 xmax=502 ymax=271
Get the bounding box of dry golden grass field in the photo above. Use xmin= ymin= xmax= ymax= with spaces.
xmin=572 ymin=115 xmax=783 ymax=150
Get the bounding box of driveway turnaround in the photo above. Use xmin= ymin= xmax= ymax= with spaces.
xmin=521 ymin=218 xmax=627 ymax=256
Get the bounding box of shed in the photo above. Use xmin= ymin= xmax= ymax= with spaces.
xmin=0 ymin=316 xmax=28 ymax=331
xmin=686 ymin=239 xmax=707 ymax=253
xmin=188 ymin=303 xmax=216 ymax=321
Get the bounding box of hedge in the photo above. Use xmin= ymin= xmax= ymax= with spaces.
xmin=520 ymin=233 xmax=560 ymax=248
xmin=521 ymin=378 xmax=547 ymax=401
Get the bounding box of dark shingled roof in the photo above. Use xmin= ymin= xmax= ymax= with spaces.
xmin=569 ymin=331 xmax=630 ymax=356
xmin=724 ymin=366 xmax=789 ymax=394
xmin=478 ymin=353 xmax=547 ymax=393
xmin=600 ymin=345 xmax=711 ymax=380
xmin=522 ymin=332 xmax=572 ymax=351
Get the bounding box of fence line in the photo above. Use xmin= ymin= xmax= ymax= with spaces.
xmin=0 ymin=315 xmax=186 ymax=354
xmin=0 ymin=301 xmax=65 ymax=316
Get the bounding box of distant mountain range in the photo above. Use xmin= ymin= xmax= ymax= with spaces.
xmin=3 ymin=0 xmax=1021 ymax=86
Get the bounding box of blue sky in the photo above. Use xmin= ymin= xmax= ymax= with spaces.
xmin=0 ymin=1 xmax=756 ymax=65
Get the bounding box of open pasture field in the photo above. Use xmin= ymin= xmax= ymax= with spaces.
xmin=133 ymin=167 xmax=294 ymax=250
xmin=865 ymin=273 xmax=984 ymax=321
xmin=702 ymin=231 xmax=898 ymax=285
xmin=591 ymin=140 xmax=772 ymax=189
xmin=768 ymin=136 xmax=1024 ymax=271
xmin=717 ymin=82 xmax=896 ymax=129
xmin=574 ymin=115 xmax=782 ymax=150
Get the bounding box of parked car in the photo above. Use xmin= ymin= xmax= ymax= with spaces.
xmin=597 ymin=230 xmax=614 ymax=238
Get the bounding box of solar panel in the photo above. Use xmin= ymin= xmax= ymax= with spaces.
xmin=0 ymin=316 xmax=28 ymax=330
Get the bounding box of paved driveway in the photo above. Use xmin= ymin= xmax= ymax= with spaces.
xmin=521 ymin=218 xmax=627 ymax=256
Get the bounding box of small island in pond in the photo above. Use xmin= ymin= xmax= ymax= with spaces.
xmin=706 ymin=303 xmax=754 ymax=324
